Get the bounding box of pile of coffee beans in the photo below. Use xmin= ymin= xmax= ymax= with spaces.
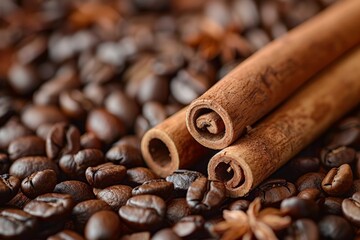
xmin=2 ymin=0 xmax=359 ymax=239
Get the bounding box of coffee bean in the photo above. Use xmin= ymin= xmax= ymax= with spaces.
xmin=97 ymin=185 xmax=132 ymax=211
xmin=228 ymin=199 xmax=250 ymax=211
xmin=342 ymin=191 xmax=360 ymax=227
xmin=0 ymin=174 xmax=20 ymax=204
xmin=6 ymin=191 xmax=31 ymax=209
xmin=349 ymin=179 xmax=360 ymax=195
xmin=354 ymin=152 xmax=360 ymax=179
xmin=322 ymin=197 xmax=343 ymax=215
xmin=8 ymin=135 xmax=46 ymax=161
xmin=54 ymin=180 xmax=95 ymax=204
xmin=113 ymin=135 xmax=141 ymax=151
xmin=186 ymin=177 xmax=226 ymax=212
xmin=0 ymin=119 xmax=32 ymax=149
xmin=329 ymin=117 xmax=360 ymax=147
xmin=10 ymin=156 xmax=59 ymax=180
xmin=59 ymin=89 xmax=94 ymax=119
xmin=126 ymin=167 xmax=158 ymax=186
xmin=166 ymin=169 xmax=204 ymax=192
xmin=36 ymin=123 xmax=54 ymax=140
xmin=8 ymin=63 xmax=40 ymax=95
xmin=285 ymin=219 xmax=319 ymax=240
xmin=86 ymin=163 xmax=126 ymax=188
xmin=141 ymin=101 xmax=167 ymax=127
xmin=21 ymin=169 xmax=57 ymax=198
xmin=296 ymin=172 xmax=325 ymax=192
xmin=318 ymin=215 xmax=354 ymax=240
xmin=106 ymin=144 xmax=144 ymax=168
xmin=136 ymin=74 xmax=169 ymax=104
xmin=85 ymin=210 xmax=122 ymax=240
xmin=80 ymin=132 xmax=102 ymax=150
xmin=72 ymin=199 xmax=112 ymax=232
xmin=24 ymin=193 xmax=74 ymax=221
xmin=46 ymin=123 xmax=81 ymax=160
xmin=166 ymin=198 xmax=192 ymax=225
xmin=119 ymin=194 xmax=166 ymax=230
xmin=0 ymin=208 xmax=38 ymax=239
xmin=121 ymin=232 xmax=151 ymax=240
xmin=320 ymin=145 xmax=356 ymax=168
xmin=48 ymin=230 xmax=85 ymax=240
xmin=297 ymin=188 xmax=323 ymax=201
xmin=0 ymin=153 xmax=9 ymax=174
xmin=152 ymin=228 xmax=181 ymax=240
xmin=132 ymin=179 xmax=174 ymax=199
xmin=287 ymin=157 xmax=320 ymax=179
xmin=59 ymin=149 xmax=104 ymax=180
xmin=321 ymin=164 xmax=353 ymax=196
xmin=86 ymin=109 xmax=126 ymax=144
xmin=252 ymin=179 xmax=297 ymax=206
xmin=280 ymin=197 xmax=319 ymax=219
xmin=172 ymin=215 xmax=205 ymax=238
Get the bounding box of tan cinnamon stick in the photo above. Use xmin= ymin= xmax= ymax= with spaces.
xmin=186 ymin=0 xmax=360 ymax=149
xmin=141 ymin=108 xmax=210 ymax=177
xmin=207 ymin=46 xmax=360 ymax=198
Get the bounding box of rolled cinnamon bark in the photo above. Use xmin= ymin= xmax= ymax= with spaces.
xmin=141 ymin=108 xmax=210 ymax=177
xmin=207 ymin=46 xmax=360 ymax=198
xmin=186 ymin=0 xmax=360 ymax=149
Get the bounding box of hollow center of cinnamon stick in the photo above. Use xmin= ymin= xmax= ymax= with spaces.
xmin=194 ymin=110 xmax=225 ymax=140
xmin=214 ymin=161 xmax=244 ymax=189
xmin=149 ymin=138 xmax=171 ymax=167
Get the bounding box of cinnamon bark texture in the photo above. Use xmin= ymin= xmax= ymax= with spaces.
xmin=141 ymin=108 xmax=210 ymax=177
xmin=207 ymin=46 xmax=360 ymax=198
xmin=186 ymin=0 xmax=360 ymax=150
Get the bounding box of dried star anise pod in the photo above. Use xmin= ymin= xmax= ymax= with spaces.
xmin=214 ymin=198 xmax=291 ymax=240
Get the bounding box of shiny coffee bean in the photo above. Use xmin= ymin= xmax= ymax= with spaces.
xmin=46 ymin=123 xmax=81 ymax=160
xmin=330 ymin=117 xmax=360 ymax=147
xmin=286 ymin=157 xmax=320 ymax=179
xmin=54 ymin=180 xmax=95 ymax=204
xmin=280 ymin=197 xmax=319 ymax=219
xmin=320 ymin=145 xmax=356 ymax=168
xmin=318 ymin=215 xmax=354 ymax=240
xmin=252 ymin=179 xmax=297 ymax=206
xmin=0 ymin=153 xmax=10 ymax=174
xmin=141 ymin=101 xmax=167 ymax=128
xmin=106 ymin=144 xmax=144 ymax=168
xmin=126 ymin=167 xmax=158 ymax=186
xmin=24 ymin=193 xmax=74 ymax=221
xmin=0 ymin=209 xmax=38 ymax=239
xmin=285 ymin=219 xmax=319 ymax=240
xmin=97 ymin=185 xmax=132 ymax=211
xmin=296 ymin=172 xmax=325 ymax=192
xmin=119 ymin=194 xmax=166 ymax=230
xmin=166 ymin=198 xmax=192 ymax=225
xmin=59 ymin=149 xmax=104 ymax=180
xmin=132 ymin=179 xmax=174 ymax=199
xmin=8 ymin=135 xmax=46 ymax=161
xmin=136 ymin=74 xmax=169 ymax=104
xmin=6 ymin=191 xmax=31 ymax=209
xmin=0 ymin=119 xmax=32 ymax=149
xmin=36 ymin=123 xmax=54 ymax=140
xmin=0 ymin=174 xmax=20 ymax=204
xmin=152 ymin=228 xmax=181 ymax=240
xmin=297 ymin=188 xmax=323 ymax=201
xmin=228 ymin=199 xmax=251 ymax=211
xmin=80 ymin=132 xmax=102 ymax=150
xmin=85 ymin=210 xmax=122 ymax=240
xmin=342 ymin=191 xmax=360 ymax=227
xmin=321 ymin=164 xmax=353 ymax=196
xmin=121 ymin=232 xmax=151 ymax=240
xmin=48 ymin=230 xmax=85 ymax=240
xmin=172 ymin=215 xmax=205 ymax=238
xmin=59 ymin=89 xmax=94 ymax=119
xmin=72 ymin=199 xmax=112 ymax=232
xmin=86 ymin=163 xmax=126 ymax=188
xmin=9 ymin=156 xmax=59 ymax=180
xmin=166 ymin=169 xmax=204 ymax=192
xmin=186 ymin=177 xmax=226 ymax=212
xmin=21 ymin=169 xmax=57 ymax=198
xmin=113 ymin=135 xmax=141 ymax=151
xmin=322 ymin=197 xmax=343 ymax=215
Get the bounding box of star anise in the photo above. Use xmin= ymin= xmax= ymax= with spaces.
xmin=214 ymin=198 xmax=291 ymax=240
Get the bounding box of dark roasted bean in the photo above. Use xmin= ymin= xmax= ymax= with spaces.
xmin=320 ymin=145 xmax=356 ymax=168
xmin=10 ymin=156 xmax=59 ymax=180
xmin=121 ymin=232 xmax=151 ymax=240
xmin=126 ymin=167 xmax=158 ymax=186
xmin=297 ymin=188 xmax=323 ymax=200
xmin=342 ymin=191 xmax=360 ymax=227
xmin=285 ymin=219 xmax=319 ymax=240
xmin=8 ymin=135 xmax=46 ymax=161
xmin=113 ymin=135 xmax=141 ymax=151
xmin=97 ymin=185 xmax=132 ymax=211
xmin=59 ymin=89 xmax=94 ymax=119
xmin=54 ymin=181 xmax=95 ymax=204
xmin=48 ymin=230 xmax=85 ymax=240
xmin=322 ymin=197 xmax=343 ymax=215
xmin=0 ymin=154 xmax=10 ymax=174
xmin=152 ymin=228 xmax=181 ymax=240
xmin=287 ymin=157 xmax=320 ymax=179
xmin=0 ymin=174 xmax=21 ymax=204
xmin=280 ymin=197 xmax=319 ymax=219
xmin=166 ymin=170 xmax=204 ymax=192
xmin=0 ymin=119 xmax=32 ymax=149
xmin=142 ymin=102 xmax=167 ymax=127
xmin=296 ymin=172 xmax=325 ymax=192
xmin=228 ymin=199 xmax=250 ymax=211
xmin=172 ymin=215 xmax=205 ymax=238
xmin=318 ymin=215 xmax=354 ymax=240
xmin=321 ymin=164 xmax=353 ymax=196
xmin=136 ymin=74 xmax=169 ymax=104
xmin=0 ymin=209 xmax=38 ymax=239
xmin=21 ymin=169 xmax=57 ymax=198
xmin=6 ymin=191 xmax=31 ymax=209
xmin=80 ymin=132 xmax=102 ymax=150
xmin=86 ymin=163 xmax=126 ymax=188
xmin=166 ymin=198 xmax=192 ymax=225
xmin=329 ymin=117 xmax=360 ymax=147
xmin=106 ymin=144 xmax=144 ymax=168
xmin=85 ymin=210 xmax=122 ymax=240
xmin=132 ymin=179 xmax=174 ymax=199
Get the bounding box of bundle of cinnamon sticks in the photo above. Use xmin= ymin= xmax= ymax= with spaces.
xmin=141 ymin=0 xmax=360 ymax=197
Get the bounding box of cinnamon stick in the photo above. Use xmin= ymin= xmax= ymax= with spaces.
xmin=186 ymin=0 xmax=360 ymax=149
xmin=141 ymin=108 xmax=210 ymax=177
xmin=207 ymin=46 xmax=360 ymax=197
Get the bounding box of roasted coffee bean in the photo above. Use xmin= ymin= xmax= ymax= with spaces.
xmin=97 ymin=185 xmax=132 ymax=211
xmin=172 ymin=215 xmax=205 ymax=239
xmin=287 ymin=157 xmax=320 ymax=179
xmin=280 ymin=197 xmax=319 ymax=219
xmin=166 ymin=198 xmax=192 ymax=225
xmin=355 ymin=152 xmax=360 ymax=179
xmin=59 ymin=149 xmax=104 ymax=180
xmin=329 ymin=117 xmax=360 ymax=147
xmin=119 ymin=194 xmax=166 ymax=230
xmin=0 ymin=153 xmax=9 ymax=174
xmin=296 ymin=172 xmax=325 ymax=192
xmin=134 ymin=115 xmax=150 ymax=138
xmin=0 ymin=119 xmax=32 ymax=149
xmin=24 ymin=193 xmax=74 ymax=221
xmin=322 ymin=197 xmax=343 ymax=215
xmin=48 ymin=230 xmax=85 ymax=240
xmin=126 ymin=167 xmax=158 ymax=186
xmin=106 ymin=144 xmax=144 ymax=168
xmin=46 ymin=123 xmax=81 ymax=160
xmin=228 ymin=199 xmax=250 ymax=211
xmin=121 ymin=232 xmax=151 ymax=240
xmin=8 ymin=135 xmax=46 ymax=161
xmin=320 ymin=145 xmax=356 ymax=168
xmin=36 ymin=123 xmax=54 ymax=140
xmin=0 ymin=208 xmax=38 ymax=239
xmin=141 ymin=101 xmax=167 ymax=127
xmin=186 ymin=177 xmax=226 ymax=212
xmin=85 ymin=210 xmax=122 ymax=240
xmin=166 ymin=170 xmax=204 ymax=192
xmin=285 ymin=219 xmax=319 ymax=240
xmin=72 ymin=199 xmax=112 ymax=232
xmin=0 ymin=174 xmax=20 ymax=204
xmin=297 ymin=188 xmax=323 ymax=200
xmin=86 ymin=163 xmax=126 ymax=188
xmin=80 ymin=132 xmax=102 ymax=150
xmin=132 ymin=179 xmax=174 ymax=199
xmin=6 ymin=191 xmax=31 ymax=209
xmin=350 ymin=179 xmax=360 ymax=195
xmin=252 ymin=179 xmax=297 ymax=206
xmin=86 ymin=109 xmax=126 ymax=144
xmin=10 ymin=156 xmax=59 ymax=180
xmin=21 ymin=169 xmax=57 ymax=198
xmin=136 ymin=74 xmax=169 ymax=104
xmin=113 ymin=135 xmax=141 ymax=151
xmin=342 ymin=191 xmax=360 ymax=227
xmin=54 ymin=181 xmax=95 ymax=204
xmin=152 ymin=228 xmax=181 ymax=240
xmin=21 ymin=105 xmax=67 ymax=131
xmin=318 ymin=215 xmax=354 ymax=240
xmin=59 ymin=89 xmax=94 ymax=119
xmin=321 ymin=164 xmax=353 ymax=196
